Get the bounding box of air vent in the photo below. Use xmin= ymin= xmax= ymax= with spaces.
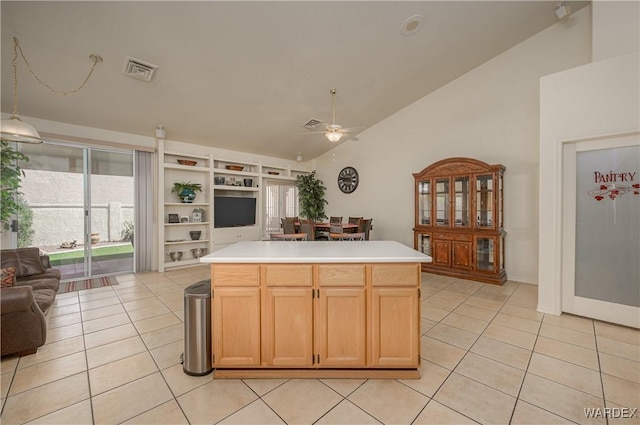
xmin=122 ymin=56 xmax=158 ymax=82
xmin=303 ymin=118 xmax=323 ymax=130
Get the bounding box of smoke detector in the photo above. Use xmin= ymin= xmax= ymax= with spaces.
xmin=123 ymin=56 xmax=158 ymax=82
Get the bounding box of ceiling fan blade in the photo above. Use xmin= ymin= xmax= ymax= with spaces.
xmin=341 ymin=126 xmax=365 ymax=133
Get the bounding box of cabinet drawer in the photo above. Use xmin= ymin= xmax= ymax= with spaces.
xmin=265 ymin=265 xmax=313 ymax=287
xmin=433 ymin=232 xmax=472 ymax=242
xmin=212 ymin=264 xmax=259 ymax=287
xmin=318 ymin=264 xmax=365 ymax=287
xmin=213 ymin=226 xmax=260 ymax=245
xmin=371 ymin=264 xmax=419 ymax=287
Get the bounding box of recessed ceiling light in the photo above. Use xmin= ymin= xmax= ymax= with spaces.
xmin=401 ymin=14 xmax=424 ymax=36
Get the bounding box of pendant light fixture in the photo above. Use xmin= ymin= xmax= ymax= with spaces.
xmin=1 ymin=37 xmax=102 ymax=144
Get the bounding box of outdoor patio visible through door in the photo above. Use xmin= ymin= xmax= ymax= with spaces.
xmin=17 ymin=141 xmax=134 ymax=281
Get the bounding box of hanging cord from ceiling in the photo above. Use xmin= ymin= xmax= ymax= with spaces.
xmin=12 ymin=36 xmax=103 ymax=99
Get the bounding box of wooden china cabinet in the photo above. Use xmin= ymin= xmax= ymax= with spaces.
xmin=413 ymin=157 xmax=506 ymax=285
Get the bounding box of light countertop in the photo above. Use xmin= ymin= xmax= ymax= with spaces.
xmin=199 ymin=240 xmax=432 ymax=264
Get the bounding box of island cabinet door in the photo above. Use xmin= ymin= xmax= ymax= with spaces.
xmin=315 ymin=264 xmax=367 ymax=367
xmin=370 ymin=264 xmax=420 ymax=367
xmin=315 ymin=288 xmax=367 ymax=367
xmin=212 ymin=287 xmax=261 ymax=366
xmin=262 ymin=264 xmax=314 ymax=367
xmin=262 ymin=287 xmax=314 ymax=366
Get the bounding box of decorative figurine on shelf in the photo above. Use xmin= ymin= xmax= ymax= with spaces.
xmin=192 ymin=208 xmax=205 ymax=222
xmin=171 ymin=181 xmax=203 ymax=203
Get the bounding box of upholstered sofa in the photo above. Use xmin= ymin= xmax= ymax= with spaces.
xmin=1 ymin=247 xmax=61 ymax=357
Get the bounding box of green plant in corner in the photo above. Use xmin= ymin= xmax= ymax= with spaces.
xmin=171 ymin=181 xmax=203 ymax=203
xmin=0 ymin=140 xmax=29 ymax=231
xmin=296 ymin=171 xmax=328 ymax=222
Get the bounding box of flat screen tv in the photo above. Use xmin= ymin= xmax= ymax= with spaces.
xmin=214 ymin=196 xmax=256 ymax=228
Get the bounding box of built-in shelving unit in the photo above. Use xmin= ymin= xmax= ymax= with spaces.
xmin=212 ymin=158 xmax=261 ymax=251
xmin=158 ymin=144 xmax=311 ymax=270
xmin=158 ymin=143 xmax=214 ymax=271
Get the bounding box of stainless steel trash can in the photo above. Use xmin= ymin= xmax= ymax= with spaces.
xmin=182 ymin=279 xmax=213 ymax=376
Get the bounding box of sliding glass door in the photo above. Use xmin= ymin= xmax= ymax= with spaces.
xmin=17 ymin=141 xmax=134 ymax=281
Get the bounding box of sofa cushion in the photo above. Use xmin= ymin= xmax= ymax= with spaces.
xmin=1 ymin=248 xmax=46 ymax=277
xmin=16 ymin=277 xmax=59 ymax=292
xmin=1 ymin=267 xmax=17 ymax=287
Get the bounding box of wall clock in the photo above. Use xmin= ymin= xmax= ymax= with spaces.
xmin=338 ymin=166 xmax=359 ymax=193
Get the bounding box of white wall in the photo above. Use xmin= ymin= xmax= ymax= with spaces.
xmin=592 ymin=0 xmax=640 ymax=61
xmin=538 ymin=0 xmax=640 ymax=316
xmin=313 ymin=7 xmax=592 ymax=284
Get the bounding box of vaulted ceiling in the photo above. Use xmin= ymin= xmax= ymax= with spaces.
xmin=1 ymin=1 xmax=588 ymax=160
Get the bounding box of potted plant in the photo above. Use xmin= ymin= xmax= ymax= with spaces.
xmin=171 ymin=181 xmax=203 ymax=203
xmin=296 ymin=171 xmax=328 ymax=222
xmin=0 ymin=141 xmax=29 ymax=231
xmin=121 ymin=220 xmax=134 ymax=246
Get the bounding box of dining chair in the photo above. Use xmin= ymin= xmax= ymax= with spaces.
xmin=329 ymin=216 xmax=343 ymax=224
xmin=281 ymin=217 xmax=297 ymax=234
xmin=358 ymin=218 xmax=372 ymax=240
xmin=329 ymin=224 xmax=343 ymax=234
xmin=329 ymin=232 xmax=365 ymax=241
xmin=270 ymin=233 xmax=307 ymax=241
xmin=299 ymin=220 xmax=316 ymax=241
xmin=348 ymin=216 xmax=363 ymax=225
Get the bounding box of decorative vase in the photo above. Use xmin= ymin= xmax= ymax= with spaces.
xmin=179 ymin=188 xmax=196 ymax=203
xmin=190 ymin=231 xmax=202 ymax=240
xmin=90 ymin=233 xmax=100 ymax=244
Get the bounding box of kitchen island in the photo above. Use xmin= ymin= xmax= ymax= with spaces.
xmin=200 ymin=240 xmax=431 ymax=378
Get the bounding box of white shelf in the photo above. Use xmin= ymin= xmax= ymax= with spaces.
xmin=164 ymin=163 xmax=210 ymax=172
xmin=164 ymin=151 xmax=210 ymax=160
xmin=164 ymin=239 xmax=210 ymax=245
xmin=164 ymin=222 xmax=211 ymax=226
xmin=213 ymin=168 xmax=260 ymax=177
xmin=213 ymin=185 xmax=259 ymax=192
xmin=164 ymin=202 xmax=209 ymax=207
xmin=262 ymin=174 xmax=296 ymax=181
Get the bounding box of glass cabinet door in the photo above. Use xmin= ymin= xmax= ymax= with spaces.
xmin=498 ymin=173 xmax=504 ymax=229
xmin=475 ymin=237 xmax=495 ymax=272
xmin=418 ymin=180 xmax=431 ymax=225
xmin=435 ymin=178 xmax=450 ymax=226
xmin=417 ymin=233 xmax=431 ymax=256
xmin=454 ymin=176 xmax=470 ymax=227
xmin=476 ymin=174 xmax=494 ymax=228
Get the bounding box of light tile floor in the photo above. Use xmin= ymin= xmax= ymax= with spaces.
xmin=1 ymin=267 xmax=639 ymax=424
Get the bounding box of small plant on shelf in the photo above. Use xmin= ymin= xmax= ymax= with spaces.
xmin=171 ymin=181 xmax=203 ymax=203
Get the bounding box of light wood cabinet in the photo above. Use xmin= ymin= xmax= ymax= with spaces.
xmin=370 ymin=264 xmax=420 ymax=367
xmin=210 ymin=261 xmax=420 ymax=377
xmin=212 ymin=287 xmax=261 ymax=366
xmin=413 ymin=157 xmax=506 ymax=285
xmin=316 ymin=264 xmax=367 ymax=367
xmin=211 ymin=265 xmax=260 ymax=366
xmin=262 ymin=264 xmax=314 ymax=366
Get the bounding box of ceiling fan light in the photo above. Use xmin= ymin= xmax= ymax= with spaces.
xmin=326 ymin=132 xmax=342 ymax=143
xmin=0 ymin=115 xmax=43 ymax=144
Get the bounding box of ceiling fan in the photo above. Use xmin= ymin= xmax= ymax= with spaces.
xmin=305 ymin=88 xmax=363 ymax=143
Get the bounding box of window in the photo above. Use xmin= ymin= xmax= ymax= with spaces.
xmin=263 ymin=180 xmax=299 ymax=237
